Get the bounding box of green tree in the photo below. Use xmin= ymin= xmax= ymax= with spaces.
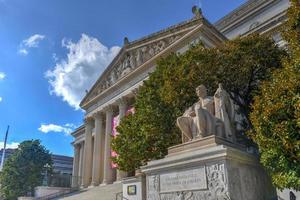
xmin=112 ymin=34 xmax=285 ymax=172
xmin=0 ymin=140 xmax=52 ymax=200
xmin=250 ymin=0 xmax=300 ymax=190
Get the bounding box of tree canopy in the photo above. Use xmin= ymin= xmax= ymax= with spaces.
xmin=249 ymin=0 xmax=300 ymax=190
xmin=111 ymin=34 xmax=285 ymax=172
xmin=0 ymin=140 xmax=52 ymax=200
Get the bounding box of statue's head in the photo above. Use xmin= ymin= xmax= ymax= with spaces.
xmin=196 ymin=85 xmax=207 ymax=98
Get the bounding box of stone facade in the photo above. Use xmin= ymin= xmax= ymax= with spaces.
xmin=71 ymin=0 xmax=289 ymax=189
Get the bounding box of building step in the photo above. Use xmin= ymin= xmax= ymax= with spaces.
xmin=58 ymin=183 xmax=122 ymax=200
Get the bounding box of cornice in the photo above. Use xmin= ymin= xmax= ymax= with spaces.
xmin=242 ymin=10 xmax=288 ymax=36
xmin=215 ymin=0 xmax=282 ymax=33
xmin=70 ymin=124 xmax=85 ymax=138
xmin=127 ymin=17 xmax=202 ymax=47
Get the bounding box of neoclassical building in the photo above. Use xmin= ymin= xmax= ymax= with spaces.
xmin=71 ymin=0 xmax=290 ymax=188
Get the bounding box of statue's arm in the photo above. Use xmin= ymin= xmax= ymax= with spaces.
xmin=183 ymin=104 xmax=196 ymax=117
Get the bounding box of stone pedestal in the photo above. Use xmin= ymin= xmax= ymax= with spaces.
xmin=122 ymin=174 xmax=146 ymax=200
xmin=141 ymin=136 xmax=277 ymax=200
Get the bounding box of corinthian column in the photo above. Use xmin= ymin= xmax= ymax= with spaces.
xmin=102 ymin=106 xmax=114 ymax=185
xmin=72 ymin=144 xmax=80 ymax=187
xmin=91 ymin=112 xmax=104 ymax=186
xmin=116 ymin=98 xmax=128 ymax=182
xmin=78 ymin=142 xmax=84 ymax=186
xmin=82 ymin=118 xmax=93 ymax=187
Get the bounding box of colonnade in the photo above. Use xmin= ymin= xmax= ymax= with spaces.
xmin=72 ymin=96 xmax=132 ymax=187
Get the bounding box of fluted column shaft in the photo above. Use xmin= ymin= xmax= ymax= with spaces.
xmin=82 ymin=119 xmax=93 ymax=187
xmin=91 ymin=113 xmax=104 ymax=186
xmin=72 ymin=144 xmax=80 ymax=187
xmin=116 ymin=98 xmax=128 ymax=182
xmin=102 ymin=106 xmax=114 ymax=184
xmin=78 ymin=142 xmax=84 ymax=186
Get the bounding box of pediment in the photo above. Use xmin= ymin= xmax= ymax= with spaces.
xmin=80 ymin=12 xmax=227 ymax=108
xmin=80 ymin=18 xmax=203 ymax=107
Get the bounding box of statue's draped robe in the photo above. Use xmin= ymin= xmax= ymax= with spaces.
xmin=177 ymin=97 xmax=217 ymax=142
xmin=177 ymin=85 xmax=237 ymax=143
xmin=214 ymin=88 xmax=236 ymax=142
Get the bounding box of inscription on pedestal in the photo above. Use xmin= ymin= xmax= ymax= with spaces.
xmin=160 ymin=167 xmax=207 ymax=193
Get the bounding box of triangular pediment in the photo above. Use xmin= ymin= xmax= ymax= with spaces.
xmin=80 ymin=13 xmax=226 ymax=108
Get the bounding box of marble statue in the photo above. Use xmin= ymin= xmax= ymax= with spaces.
xmin=177 ymin=84 xmax=236 ymax=143
xmin=214 ymin=84 xmax=236 ymax=141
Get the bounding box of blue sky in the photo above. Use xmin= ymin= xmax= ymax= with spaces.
xmin=0 ymin=0 xmax=246 ymax=156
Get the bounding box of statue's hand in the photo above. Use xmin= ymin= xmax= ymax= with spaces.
xmin=190 ymin=111 xmax=196 ymax=117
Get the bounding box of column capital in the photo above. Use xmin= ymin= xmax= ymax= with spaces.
xmin=131 ymin=88 xmax=139 ymax=97
xmin=103 ymin=105 xmax=114 ymax=114
xmin=92 ymin=111 xmax=104 ymax=120
xmin=84 ymin=116 xmax=94 ymax=124
xmin=116 ymin=97 xmax=128 ymax=107
xmin=73 ymin=143 xmax=80 ymax=149
xmin=79 ymin=141 xmax=84 ymax=148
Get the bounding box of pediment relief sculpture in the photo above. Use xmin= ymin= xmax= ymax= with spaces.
xmin=85 ymin=33 xmax=186 ymax=102
xmin=177 ymin=84 xmax=237 ymax=143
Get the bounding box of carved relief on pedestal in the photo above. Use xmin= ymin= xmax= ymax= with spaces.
xmin=161 ymin=191 xmax=193 ymax=200
xmin=146 ymin=163 xmax=231 ymax=200
xmin=147 ymin=175 xmax=160 ymax=200
xmin=205 ymin=163 xmax=230 ymax=200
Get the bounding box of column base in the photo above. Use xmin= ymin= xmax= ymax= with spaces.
xmin=88 ymin=182 xmax=99 ymax=188
xmin=100 ymin=181 xmax=112 ymax=186
xmin=113 ymin=180 xmax=122 ymax=184
xmin=80 ymin=184 xmax=86 ymax=189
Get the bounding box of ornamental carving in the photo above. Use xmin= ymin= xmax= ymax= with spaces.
xmin=146 ymin=163 xmax=231 ymax=200
xmin=205 ymin=163 xmax=231 ymax=200
xmin=161 ymin=191 xmax=193 ymax=200
xmin=86 ymin=32 xmax=185 ymax=102
xmin=147 ymin=175 xmax=160 ymax=200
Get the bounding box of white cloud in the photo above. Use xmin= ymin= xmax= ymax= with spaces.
xmin=52 ymin=53 xmax=59 ymax=62
xmin=0 ymin=72 xmax=5 ymax=103
xmin=18 ymin=48 xmax=28 ymax=55
xmin=23 ymin=34 xmax=45 ymax=48
xmin=0 ymin=142 xmax=19 ymax=149
xmin=18 ymin=34 xmax=45 ymax=55
xmin=38 ymin=123 xmax=76 ymax=135
xmin=0 ymin=72 xmax=5 ymax=80
xmin=46 ymin=34 xmax=121 ymax=110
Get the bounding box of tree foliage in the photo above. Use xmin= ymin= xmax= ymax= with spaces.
xmin=249 ymin=0 xmax=300 ymax=190
xmin=0 ymin=140 xmax=52 ymax=200
xmin=112 ymin=34 xmax=285 ymax=172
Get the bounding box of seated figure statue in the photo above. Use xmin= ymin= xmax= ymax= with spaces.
xmin=177 ymin=84 xmax=236 ymax=143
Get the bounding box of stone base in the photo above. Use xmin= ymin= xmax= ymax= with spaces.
xmin=168 ymin=135 xmax=246 ymax=155
xmin=122 ymin=174 xmax=146 ymax=200
xmin=100 ymin=182 xmax=109 ymax=186
xmin=34 ymin=186 xmax=72 ymax=198
xmin=141 ymin=136 xmax=277 ymax=200
xmin=18 ymin=197 xmax=34 ymax=200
